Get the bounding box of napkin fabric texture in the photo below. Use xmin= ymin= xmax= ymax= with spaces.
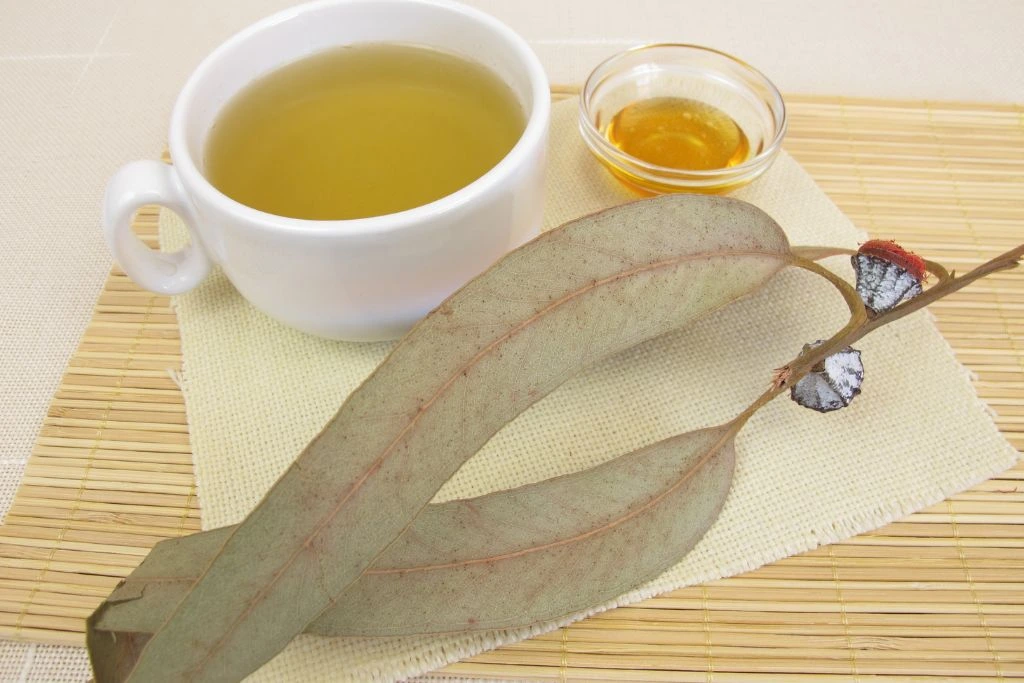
xmin=160 ymin=98 xmax=1018 ymax=682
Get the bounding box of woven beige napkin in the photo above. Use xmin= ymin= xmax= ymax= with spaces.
xmin=160 ymin=98 xmax=1018 ymax=682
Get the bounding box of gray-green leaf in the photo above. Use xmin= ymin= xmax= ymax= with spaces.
xmin=93 ymin=194 xmax=791 ymax=682
xmin=89 ymin=419 xmax=737 ymax=661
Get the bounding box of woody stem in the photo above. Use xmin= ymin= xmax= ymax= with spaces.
xmin=735 ymin=242 xmax=1023 ymax=425
xmin=736 ymin=255 xmax=866 ymax=422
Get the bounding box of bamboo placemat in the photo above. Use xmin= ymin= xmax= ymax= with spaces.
xmin=1 ymin=94 xmax=1021 ymax=680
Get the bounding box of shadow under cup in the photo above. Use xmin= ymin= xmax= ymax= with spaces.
xmin=116 ymin=0 xmax=550 ymax=341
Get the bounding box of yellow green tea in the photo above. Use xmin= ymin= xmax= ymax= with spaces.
xmin=204 ymin=43 xmax=525 ymax=220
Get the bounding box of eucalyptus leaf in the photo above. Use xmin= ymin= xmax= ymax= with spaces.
xmin=89 ymin=419 xmax=737 ymax=655
xmin=91 ymin=194 xmax=792 ymax=682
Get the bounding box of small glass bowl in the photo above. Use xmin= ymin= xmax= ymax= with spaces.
xmin=579 ymin=44 xmax=787 ymax=194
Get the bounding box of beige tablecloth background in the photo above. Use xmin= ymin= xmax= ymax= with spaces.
xmin=2 ymin=1 xmax=1024 ymax=680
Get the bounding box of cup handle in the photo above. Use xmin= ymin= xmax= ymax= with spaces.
xmin=103 ymin=160 xmax=212 ymax=294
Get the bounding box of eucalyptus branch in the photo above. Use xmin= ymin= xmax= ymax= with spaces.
xmin=736 ymin=254 xmax=867 ymax=423
xmin=84 ymin=187 xmax=1022 ymax=683
xmin=739 ymin=241 xmax=1023 ymax=425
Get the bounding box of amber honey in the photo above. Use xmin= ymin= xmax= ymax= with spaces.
xmin=605 ymin=97 xmax=750 ymax=171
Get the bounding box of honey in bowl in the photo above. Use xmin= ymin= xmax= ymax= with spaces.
xmin=580 ymin=44 xmax=785 ymax=194
xmin=205 ymin=43 xmax=525 ymax=221
xmin=605 ymin=97 xmax=750 ymax=171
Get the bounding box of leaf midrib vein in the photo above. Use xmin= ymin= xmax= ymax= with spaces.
xmin=366 ymin=425 xmax=737 ymax=575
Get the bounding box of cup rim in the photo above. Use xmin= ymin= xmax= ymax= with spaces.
xmin=579 ymin=42 xmax=787 ymax=181
xmin=168 ymin=0 xmax=550 ymax=236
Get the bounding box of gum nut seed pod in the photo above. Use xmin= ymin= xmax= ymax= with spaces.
xmin=852 ymin=239 xmax=926 ymax=314
xmin=791 ymin=340 xmax=864 ymax=413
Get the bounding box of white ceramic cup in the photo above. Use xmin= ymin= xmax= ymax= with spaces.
xmin=104 ymin=0 xmax=549 ymax=341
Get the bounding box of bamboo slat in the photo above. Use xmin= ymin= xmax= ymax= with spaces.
xmin=0 ymin=196 xmax=200 ymax=653
xmin=0 ymin=94 xmax=1020 ymax=682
